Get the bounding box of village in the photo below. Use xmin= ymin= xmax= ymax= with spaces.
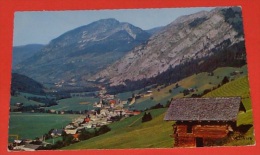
xmin=8 ymin=87 xmax=154 ymax=151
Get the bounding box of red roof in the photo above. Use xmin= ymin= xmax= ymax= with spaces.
xmin=109 ymin=100 xmax=116 ymax=104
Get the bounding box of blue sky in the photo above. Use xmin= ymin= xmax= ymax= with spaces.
xmin=13 ymin=7 xmax=215 ymax=46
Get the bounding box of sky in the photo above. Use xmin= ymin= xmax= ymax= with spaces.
xmin=13 ymin=7 xmax=215 ymax=46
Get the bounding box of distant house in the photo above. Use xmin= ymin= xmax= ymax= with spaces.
xmin=109 ymin=100 xmax=116 ymax=107
xmin=164 ymin=97 xmax=246 ymax=147
xmin=73 ymin=133 xmax=80 ymax=141
xmin=65 ymin=124 xmax=75 ymax=130
xmin=51 ymin=129 xmax=64 ymax=137
xmin=64 ymin=129 xmax=78 ymax=135
xmin=49 ymin=109 xmax=56 ymax=113
xmin=142 ymin=91 xmax=153 ymax=97
xmin=84 ymin=117 xmax=90 ymax=123
xmin=15 ymin=102 xmax=23 ymax=107
xmin=133 ymin=111 xmax=141 ymax=116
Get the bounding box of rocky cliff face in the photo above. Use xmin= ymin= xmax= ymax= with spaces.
xmin=13 ymin=18 xmax=150 ymax=85
xmin=93 ymin=7 xmax=244 ymax=86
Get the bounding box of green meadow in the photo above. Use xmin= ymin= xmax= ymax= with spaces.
xmin=8 ymin=113 xmax=80 ymax=142
xmin=45 ymin=97 xmax=99 ymax=111
xmin=131 ymin=66 xmax=248 ymax=110
xmin=10 ymin=95 xmax=45 ymax=107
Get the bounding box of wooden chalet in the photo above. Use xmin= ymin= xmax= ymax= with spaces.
xmin=164 ymin=97 xmax=246 ymax=147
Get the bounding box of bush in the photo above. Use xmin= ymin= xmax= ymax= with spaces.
xmin=142 ymin=112 xmax=152 ymax=123
xmin=78 ymin=130 xmax=93 ymax=141
xmin=98 ymin=125 xmax=111 ymax=135
xmin=150 ymin=103 xmax=164 ymax=109
xmin=222 ymin=76 xmax=229 ymax=85
xmin=165 ymin=100 xmax=171 ymax=108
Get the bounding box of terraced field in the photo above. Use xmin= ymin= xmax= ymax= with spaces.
xmin=131 ymin=66 xmax=248 ymax=110
xmin=204 ymin=76 xmax=254 ymax=146
xmin=204 ymin=76 xmax=251 ymax=110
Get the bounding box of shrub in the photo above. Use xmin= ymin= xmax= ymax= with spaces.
xmin=142 ymin=112 xmax=152 ymax=123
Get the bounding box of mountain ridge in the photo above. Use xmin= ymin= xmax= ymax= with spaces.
xmin=92 ymin=7 xmax=245 ymax=86
xmin=13 ymin=18 xmax=151 ymax=85
xmin=12 ymin=44 xmax=44 ymax=66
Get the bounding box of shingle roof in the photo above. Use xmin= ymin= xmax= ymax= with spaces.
xmin=164 ymin=97 xmax=242 ymax=121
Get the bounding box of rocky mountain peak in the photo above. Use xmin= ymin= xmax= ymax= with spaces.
xmin=13 ymin=18 xmax=151 ymax=85
xmin=92 ymin=7 xmax=244 ymax=86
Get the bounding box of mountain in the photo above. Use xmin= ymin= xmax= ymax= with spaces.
xmin=93 ymin=7 xmax=246 ymax=87
xmin=11 ymin=73 xmax=45 ymax=95
xmin=145 ymin=26 xmax=164 ymax=35
xmin=13 ymin=18 xmax=151 ymax=86
xmin=12 ymin=44 xmax=44 ymax=66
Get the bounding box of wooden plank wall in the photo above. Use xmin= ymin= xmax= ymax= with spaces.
xmin=174 ymin=124 xmax=229 ymax=147
xmin=193 ymin=125 xmax=229 ymax=138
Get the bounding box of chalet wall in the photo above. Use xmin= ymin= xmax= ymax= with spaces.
xmin=173 ymin=122 xmax=233 ymax=147
xmin=193 ymin=125 xmax=229 ymax=138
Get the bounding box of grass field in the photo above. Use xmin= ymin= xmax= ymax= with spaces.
xmin=8 ymin=113 xmax=81 ymax=142
xmin=45 ymin=97 xmax=99 ymax=111
xmin=10 ymin=95 xmax=45 ymax=107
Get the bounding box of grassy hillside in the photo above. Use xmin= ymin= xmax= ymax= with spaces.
xmin=204 ymin=76 xmax=251 ymax=110
xmin=10 ymin=95 xmax=45 ymax=107
xmin=62 ymin=66 xmax=253 ymax=149
xmin=203 ymin=76 xmax=254 ymax=146
xmin=11 ymin=73 xmax=45 ymax=95
xmin=63 ymin=108 xmax=173 ymax=149
xmin=131 ymin=65 xmax=248 ymax=110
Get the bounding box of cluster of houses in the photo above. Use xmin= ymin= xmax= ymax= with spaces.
xmin=8 ymin=139 xmax=48 ymax=151
xmin=51 ymin=88 xmax=142 ymax=139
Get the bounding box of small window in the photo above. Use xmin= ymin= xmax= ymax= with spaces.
xmin=187 ymin=125 xmax=192 ymax=133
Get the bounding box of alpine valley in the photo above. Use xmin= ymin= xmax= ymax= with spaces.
xmin=9 ymin=7 xmax=254 ymax=150
xmin=13 ymin=7 xmax=246 ymax=93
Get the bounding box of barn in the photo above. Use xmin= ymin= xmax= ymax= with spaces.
xmin=164 ymin=97 xmax=246 ymax=147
